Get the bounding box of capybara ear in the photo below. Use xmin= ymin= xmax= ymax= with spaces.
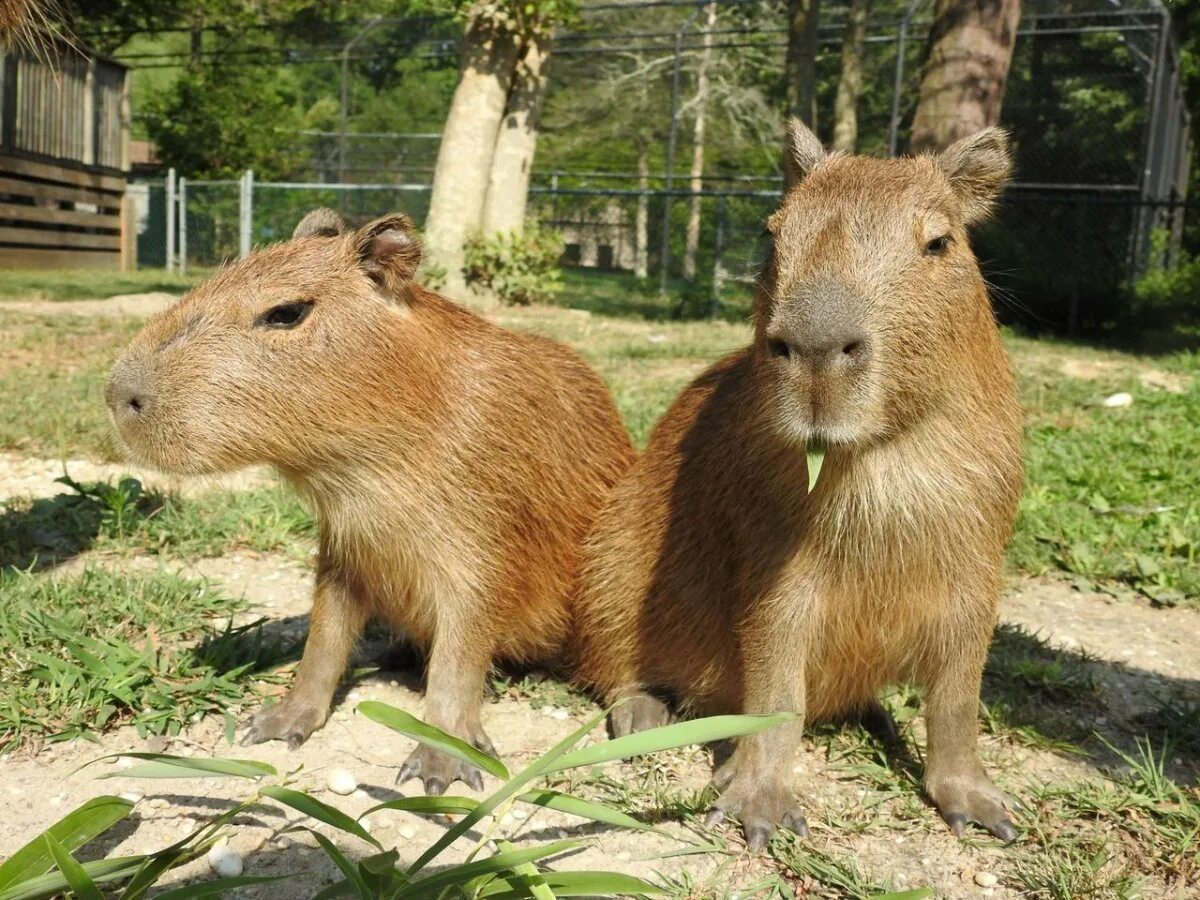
xmin=936 ymin=128 xmax=1012 ymax=226
xmin=785 ymin=117 xmax=826 ymax=184
xmin=353 ymin=214 xmax=423 ymax=293
xmin=293 ymin=207 xmax=347 ymax=239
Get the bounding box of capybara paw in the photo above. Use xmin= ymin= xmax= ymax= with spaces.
xmin=927 ymin=771 xmax=1018 ymax=842
xmin=705 ymin=762 xmax=808 ymax=853
xmin=396 ymin=730 xmax=495 ymax=795
xmin=241 ymin=697 xmax=326 ymax=750
xmin=610 ymin=693 xmax=671 ymax=738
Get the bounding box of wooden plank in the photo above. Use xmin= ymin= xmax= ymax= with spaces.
xmin=0 ymin=245 xmax=118 ymax=270
xmin=0 ymin=153 xmax=125 ymax=193
xmin=0 ymin=175 xmax=120 ymax=209
xmin=0 ymin=225 xmax=120 ymax=250
xmin=0 ymin=201 xmax=118 ymax=229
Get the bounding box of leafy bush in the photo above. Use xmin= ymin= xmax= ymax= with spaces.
xmin=464 ymin=226 xmax=565 ymax=306
xmin=1132 ymin=232 xmax=1200 ymax=329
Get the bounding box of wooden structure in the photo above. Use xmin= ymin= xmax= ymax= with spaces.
xmin=0 ymin=46 xmax=132 ymax=270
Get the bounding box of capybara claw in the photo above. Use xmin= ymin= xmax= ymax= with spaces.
xmin=397 ymin=733 xmax=495 ymax=795
xmin=241 ymin=698 xmax=324 ymax=749
xmin=706 ymin=761 xmax=807 ymax=853
xmin=929 ymin=771 xmax=1018 ymax=842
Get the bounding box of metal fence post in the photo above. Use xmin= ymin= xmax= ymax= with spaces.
xmin=179 ymin=177 xmax=188 ymax=277
xmin=165 ymin=167 xmax=176 ymax=273
xmin=239 ymin=169 xmax=254 ymax=258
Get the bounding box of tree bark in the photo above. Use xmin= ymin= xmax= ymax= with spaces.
xmin=832 ymin=0 xmax=871 ymax=153
xmin=482 ymin=34 xmax=550 ymax=235
xmin=635 ymin=141 xmax=649 ymax=279
xmin=783 ymin=0 xmax=821 ymax=187
xmin=424 ymin=10 xmax=522 ymax=286
xmin=909 ymin=0 xmax=1022 ymax=153
xmin=683 ymin=1 xmax=716 ymax=283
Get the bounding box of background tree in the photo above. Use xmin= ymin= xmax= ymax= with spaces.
xmin=909 ymin=0 xmax=1022 ymax=152
xmin=831 ymin=0 xmax=870 ymax=152
xmin=682 ymin=2 xmax=717 ymax=282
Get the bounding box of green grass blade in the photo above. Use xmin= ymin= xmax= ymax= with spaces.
xmin=357 ymin=702 xmax=510 ymax=780
xmin=406 ymin=709 xmax=609 ymax=875
xmin=0 ymin=857 xmax=147 ymax=900
xmin=42 ymin=835 xmax=103 ymax=900
xmin=360 ymin=795 xmax=480 ymax=819
xmin=806 ymin=447 xmax=825 ymax=492
xmin=517 ymin=789 xmax=650 ymax=831
xmin=545 ymin=713 xmax=795 ymax=773
xmin=874 ymin=891 xmax=934 ymax=900
xmin=478 ymin=870 xmax=667 ymax=898
xmin=81 ymin=753 xmax=276 ymax=780
xmin=261 ymin=786 xmax=381 ymax=849
xmin=308 ymin=831 xmax=371 ymax=900
xmin=394 ymin=840 xmax=584 ymax=899
xmin=0 ymin=796 xmax=133 ymax=891
xmin=491 ymin=839 xmax=555 ymax=900
xmin=146 ymin=875 xmax=299 ymax=899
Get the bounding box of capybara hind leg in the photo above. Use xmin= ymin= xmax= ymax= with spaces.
xmin=397 ymin=629 xmax=496 ymax=795
xmin=243 ymin=573 xmax=366 ymax=749
xmin=923 ymin=646 xmax=1017 ymax=842
xmin=610 ymin=691 xmax=671 ymax=738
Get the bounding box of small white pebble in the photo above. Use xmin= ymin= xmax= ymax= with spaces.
xmin=148 ymin=798 xmax=168 ymax=810
xmin=119 ymin=791 xmax=143 ymax=804
xmin=499 ymin=813 xmax=515 ymax=827
xmin=975 ymin=872 xmax=999 ymax=888
xmin=399 ymin=824 xmax=417 ymax=840
xmin=550 ymin=709 xmax=570 ymax=721
xmin=347 ymin=691 xmax=362 ymax=702
xmin=48 ymin=793 xmax=65 ymax=807
xmin=1102 ymin=392 xmax=1133 ymax=408
xmin=207 ymin=840 xmax=244 ymax=877
xmin=510 ymin=808 xmax=527 ymax=820
xmin=360 ymin=817 xmax=373 ymax=834
xmin=616 ymin=851 xmax=631 ymax=862
xmin=388 ymin=680 xmax=399 ymax=688
xmin=116 ymin=757 xmax=135 ymax=769
xmin=326 ymin=769 xmax=357 ymax=795
xmin=275 ymin=836 xmax=292 ymax=850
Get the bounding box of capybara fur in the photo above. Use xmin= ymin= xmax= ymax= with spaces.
xmin=107 ymin=209 xmax=635 ymax=792
xmin=572 ymin=121 xmax=1024 ymax=848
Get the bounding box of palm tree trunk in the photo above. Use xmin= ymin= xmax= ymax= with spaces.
xmin=683 ymin=1 xmax=717 ymax=282
xmin=832 ymin=0 xmax=871 ymax=153
xmin=482 ymin=34 xmax=550 ymax=235
xmin=909 ymin=0 xmax=1022 ymax=153
xmin=424 ymin=10 xmax=522 ymax=287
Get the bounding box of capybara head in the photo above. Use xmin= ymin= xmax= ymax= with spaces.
xmin=754 ymin=119 xmax=1011 ymax=447
xmin=106 ymin=209 xmax=429 ymax=475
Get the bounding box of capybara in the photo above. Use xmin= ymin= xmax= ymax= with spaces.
xmin=106 ymin=209 xmax=635 ymax=793
xmin=573 ymin=121 xmax=1024 ymax=848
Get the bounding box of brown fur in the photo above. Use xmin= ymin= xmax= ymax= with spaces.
xmin=572 ymin=123 xmax=1024 ymax=846
xmin=106 ymin=210 xmax=635 ymax=791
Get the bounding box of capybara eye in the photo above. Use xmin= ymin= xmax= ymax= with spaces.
xmin=924 ymin=235 xmax=952 ymax=256
xmin=258 ymin=302 xmax=313 ymax=330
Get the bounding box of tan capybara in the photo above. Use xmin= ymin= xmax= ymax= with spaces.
xmin=573 ymin=120 xmax=1024 ymax=848
xmin=106 ymin=209 xmax=635 ymax=793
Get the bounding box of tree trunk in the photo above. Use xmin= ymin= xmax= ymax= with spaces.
xmin=683 ymin=2 xmax=716 ymax=283
xmin=635 ymin=141 xmax=649 ymax=279
xmin=783 ymin=0 xmax=821 ymax=187
xmin=424 ymin=11 xmax=522 ymax=288
xmin=909 ymin=0 xmax=1022 ymax=153
xmin=482 ymin=34 xmax=550 ymax=235
xmin=832 ymin=0 xmax=871 ymax=153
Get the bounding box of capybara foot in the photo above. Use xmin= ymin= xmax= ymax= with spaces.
xmin=241 ymin=695 xmax=327 ymax=750
xmin=926 ymin=769 xmax=1018 ymax=842
xmin=705 ymin=756 xmax=808 ymax=852
xmin=396 ymin=728 xmax=497 ymax=795
xmin=610 ymin=692 xmax=671 ymax=738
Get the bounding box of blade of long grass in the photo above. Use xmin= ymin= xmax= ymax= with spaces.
xmin=489 ymin=839 xmax=555 ymax=900
xmin=395 ymin=840 xmax=584 ymax=899
xmin=0 ymin=796 xmax=133 ymax=891
xmin=150 ymin=875 xmax=299 ymax=899
xmin=80 ymin=753 xmax=276 ymax=780
xmin=544 ymin=713 xmax=794 ymax=773
xmin=0 ymin=857 xmax=146 ymax=900
xmin=478 ymin=870 xmax=667 ymax=898
xmin=357 ymin=702 xmax=510 ymax=780
xmin=42 ymin=835 xmax=103 ymax=900
xmin=308 ymin=831 xmax=370 ymax=900
xmin=874 ymin=890 xmax=934 ymax=900
xmin=517 ymin=789 xmax=650 ymax=831
xmin=361 ymin=795 xmax=480 ymax=819
xmin=261 ymin=786 xmax=380 ymax=849
xmin=406 ymin=709 xmax=609 ymax=875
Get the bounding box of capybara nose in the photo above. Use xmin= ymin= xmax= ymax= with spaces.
xmin=105 ymin=368 xmax=155 ymax=421
xmin=767 ymin=327 xmax=869 ymax=373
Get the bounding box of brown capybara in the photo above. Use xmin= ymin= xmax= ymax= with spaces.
xmin=106 ymin=209 xmax=635 ymax=793
xmin=572 ymin=120 xmax=1024 ymax=849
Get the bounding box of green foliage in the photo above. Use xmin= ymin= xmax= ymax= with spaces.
xmin=1131 ymin=231 xmax=1200 ymax=330
xmin=464 ymin=226 xmax=565 ymax=305
xmin=144 ymin=60 xmax=306 ymax=180
xmin=0 ymin=567 xmax=294 ymax=750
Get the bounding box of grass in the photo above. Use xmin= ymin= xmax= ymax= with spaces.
xmin=0 ymin=269 xmax=195 ymax=302
xmin=0 ymin=567 xmax=294 ymax=750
